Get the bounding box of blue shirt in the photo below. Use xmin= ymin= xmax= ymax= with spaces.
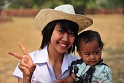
xmin=13 ymin=46 xmax=79 ymax=83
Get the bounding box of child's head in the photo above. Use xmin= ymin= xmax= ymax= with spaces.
xmin=76 ymin=30 xmax=104 ymax=66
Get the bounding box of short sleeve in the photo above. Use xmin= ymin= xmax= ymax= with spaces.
xmin=93 ymin=65 xmax=113 ymax=83
xmin=102 ymin=66 xmax=113 ymax=83
xmin=12 ymin=62 xmax=23 ymax=78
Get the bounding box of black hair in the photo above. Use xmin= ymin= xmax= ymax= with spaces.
xmin=75 ymin=30 xmax=104 ymax=51
xmin=40 ymin=20 xmax=79 ymax=53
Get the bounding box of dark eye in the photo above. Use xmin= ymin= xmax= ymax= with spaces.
xmin=94 ymin=51 xmax=99 ymax=55
xmin=69 ymin=32 xmax=75 ymax=36
xmin=85 ymin=53 xmax=90 ymax=56
xmin=58 ymin=29 xmax=64 ymax=33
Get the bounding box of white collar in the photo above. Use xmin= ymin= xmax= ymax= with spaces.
xmin=34 ymin=46 xmax=49 ymax=63
xmin=34 ymin=46 xmax=70 ymax=70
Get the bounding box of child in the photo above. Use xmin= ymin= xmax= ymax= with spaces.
xmin=54 ymin=30 xmax=113 ymax=83
xmin=8 ymin=4 xmax=93 ymax=83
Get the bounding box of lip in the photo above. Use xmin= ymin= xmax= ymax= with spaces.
xmin=89 ymin=61 xmax=96 ymax=66
xmin=90 ymin=60 xmax=97 ymax=63
xmin=59 ymin=43 xmax=67 ymax=47
xmin=90 ymin=61 xmax=96 ymax=62
xmin=58 ymin=42 xmax=68 ymax=49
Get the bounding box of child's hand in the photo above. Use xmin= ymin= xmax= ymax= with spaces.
xmin=8 ymin=42 xmax=36 ymax=76
xmin=54 ymin=79 xmax=64 ymax=83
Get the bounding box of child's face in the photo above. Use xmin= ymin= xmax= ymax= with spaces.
xmin=78 ymin=39 xmax=102 ymax=66
xmin=49 ymin=23 xmax=76 ymax=54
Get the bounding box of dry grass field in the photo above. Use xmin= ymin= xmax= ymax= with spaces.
xmin=0 ymin=14 xmax=124 ymax=83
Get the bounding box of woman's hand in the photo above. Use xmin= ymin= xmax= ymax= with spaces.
xmin=8 ymin=42 xmax=36 ymax=76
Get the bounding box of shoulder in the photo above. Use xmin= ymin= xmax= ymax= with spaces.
xmin=96 ymin=63 xmax=111 ymax=70
xmin=95 ymin=59 xmax=112 ymax=75
xmin=28 ymin=46 xmax=48 ymax=62
xmin=71 ymin=59 xmax=83 ymax=65
xmin=94 ymin=64 xmax=112 ymax=82
xmin=92 ymin=64 xmax=113 ymax=83
xmin=28 ymin=49 xmax=45 ymax=62
xmin=67 ymin=53 xmax=80 ymax=62
xmin=64 ymin=53 xmax=80 ymax=66
xmin=95 ymin=64 xmax=112 ymax=74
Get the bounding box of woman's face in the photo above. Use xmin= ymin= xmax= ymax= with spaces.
xmin=78 ymin=39 xmax=102 ymax=66
xmin=49 ymin=23 xmax=76 ymax=54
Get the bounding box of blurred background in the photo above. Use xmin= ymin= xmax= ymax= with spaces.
xmin=0 ymin=0 xmax=124 ymax=83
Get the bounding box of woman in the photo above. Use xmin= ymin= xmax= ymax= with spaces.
xmin=8 ymin=4 xmax=93 ymax=83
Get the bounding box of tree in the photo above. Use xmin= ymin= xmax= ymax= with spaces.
xmin=99 ymin=0 xmax=124 ymax=14
xmin=0 ymin=0 xmax=5 ymax=6
xmin=0 ymin=0 xmax=5 ymax=14
xmin=8 ymin=0 xmax=97 ymax=14
xmin=108 ymin=0 xmax=124 ymax=14
xmin=70 ymin=0 xmax=97 ymax=14
xmin=8 ymin=0 xmax=33 ymax=9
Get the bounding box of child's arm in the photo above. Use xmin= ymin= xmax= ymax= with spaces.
xmin=102 ymin=67 xmax=113 ymax=83
xmin=54 ymin=73 xmax=75 ymax=83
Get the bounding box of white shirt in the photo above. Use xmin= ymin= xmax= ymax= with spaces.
xmin=13 ymin=46 xmax=79 ymax=83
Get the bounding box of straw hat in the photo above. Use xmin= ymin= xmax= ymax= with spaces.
xmin=35 ymin=4 xmax=93 ymax=33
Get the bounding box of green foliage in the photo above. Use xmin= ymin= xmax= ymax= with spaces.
xmin=0 ymin=0 xmax=5 ymax=6
xmin=99 ymin=0 xmax=124 ymax=8
xmin=38 ymin=0 xmax=64 ymax=9
xmin=8 ymin=0 xmax=97 ymax=9
xmin=7 ymin=0 xmax=124 ymax=9
xmin=87 ymin=0 xmax=98 ymax=9
xmin=9 ymin=0 xmax=33 ymax=9
xmin=7 ymin=0 xmax=98 ymax=14
xmin=8 ymin=0 xmax=64 ymax=9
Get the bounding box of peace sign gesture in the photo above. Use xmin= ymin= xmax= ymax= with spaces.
xmin=8 ymin=42 xmax=36 ymax=76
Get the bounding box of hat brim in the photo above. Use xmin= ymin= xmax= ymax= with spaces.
xmin=35 ymin=9 xmax=93 ymax=33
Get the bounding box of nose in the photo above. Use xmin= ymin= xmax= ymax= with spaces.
xmin=62 ymin=33 xmax=69 ymax=42
xmin=90 ymin=54 xmax=95 ymax=59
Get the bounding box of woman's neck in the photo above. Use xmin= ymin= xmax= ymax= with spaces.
xmin=47 ymin=45 xmax=64 ymax=78
xmin=47 ymin=45 xmax=64 ymax=63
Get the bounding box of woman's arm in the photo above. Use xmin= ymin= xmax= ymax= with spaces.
xmin=22 ymin=74 xmax=32 ymax=83
xmin=17 ymin=75 xmax=32 ymax=83
xmin=8 ymin=42 xmax=36 ymax=83
xmin=18 ymin=78 xmax=23 ymax=83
